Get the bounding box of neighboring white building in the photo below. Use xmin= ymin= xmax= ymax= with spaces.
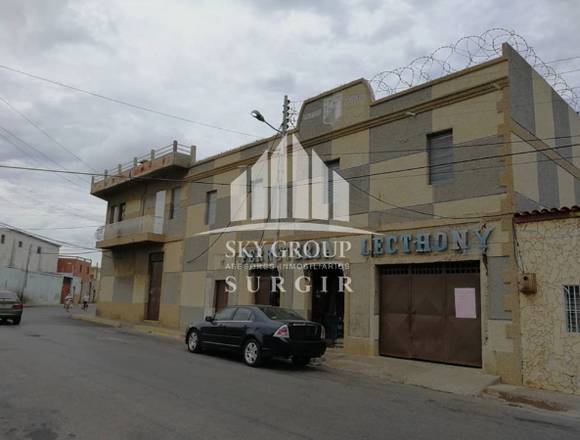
xmin=0 ymin=226 xmax=64 ymax=304
xmin=0 ymin=227 xmax=60 ymax=273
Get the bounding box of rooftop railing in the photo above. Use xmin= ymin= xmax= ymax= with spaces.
xmin=92 ymin=140 xmax=195 ymax=185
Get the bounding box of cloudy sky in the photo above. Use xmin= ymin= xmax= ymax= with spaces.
xmin=1 ymin=0 xmax=579 ymax=264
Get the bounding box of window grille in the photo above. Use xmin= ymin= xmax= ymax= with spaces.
xmin=564 ymin=285 xmax=580 ymax=333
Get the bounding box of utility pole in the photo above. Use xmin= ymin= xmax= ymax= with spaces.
xmin=282 ymin=95 xmax=290 ymax=134
xmin=21 ymin=243 xmax=32 ymax=301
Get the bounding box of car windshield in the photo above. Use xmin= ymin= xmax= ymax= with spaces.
xmin=260 ymin=306 xmax=305 ymax=321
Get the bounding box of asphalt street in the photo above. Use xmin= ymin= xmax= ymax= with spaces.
xmin=1 ymin=307 xmax=579 ymax=440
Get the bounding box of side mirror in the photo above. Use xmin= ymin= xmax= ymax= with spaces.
xmin=205 ymin=316 xmax=214 ymax=322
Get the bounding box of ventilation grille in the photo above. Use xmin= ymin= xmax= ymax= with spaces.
xmin=381 ymin=261 xmax=480 ymax=276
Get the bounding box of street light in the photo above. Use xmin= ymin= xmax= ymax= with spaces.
xmin=250 ymin=109 xmax=283 ymax=134
xmin=250 ymin=110 xmax=265 ymax=122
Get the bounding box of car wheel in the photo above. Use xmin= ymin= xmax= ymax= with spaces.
xmin=187 ymin=329 xmax=202 ymax=353
xmin=243 ymin=339 xmax=263 ymax=367
xmin=12 ymin=317 xmax=21 ymax=326
xmin=291 ymin=356 xmax=311 ymax=367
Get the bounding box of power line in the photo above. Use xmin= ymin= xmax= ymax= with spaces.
xmin=26 ymin=225 xmax=101 ymax=230
xmin=0 ymin=63 xmax=260 ymax=138
xmin=0 ymin=131 xmax=83 ymax=188
xmin=6 ymin=152 xmax=577 ymax=232
xmin=0 ymin=220 xmax=99 ymax=251
xmin=0 ymin=93 xmax=98 ymax=173
xmin=0 ymin=188 xmax=103 ymax=224
xmin=372 ymin=152 xmax=580 ymax=182
xmin=0 ymin=123 xmax=87 ymax=187
xmin=5 ymin=152 xmax=578 ymax=239
xmin=2 ymin=134 xmax=579 ymax=187
xmin=185 ymin=126 xmax=285 ymax=264
xmin=0 ymin=162 xmax=225 ymax=186
xmin=309 ymin=134 xmax=580 ymax=157
xmin=347 ymin=142 xmax=580 ymax=182
xmin=545 ymin=55 xmax=580 ymax=64
xmin=558 ymin=67 xmax=580 ymax=75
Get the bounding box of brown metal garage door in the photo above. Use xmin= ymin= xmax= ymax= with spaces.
xmin=379 ymin=261 xmax=481 ymax=367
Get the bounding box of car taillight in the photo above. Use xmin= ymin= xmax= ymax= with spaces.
xmin=273 ymin=324 xmax=289 ymax=339
xmin=320 ymin=326 xmax=325 ymax=340
xmin=12 ymin=303 xmax=23 ymax=310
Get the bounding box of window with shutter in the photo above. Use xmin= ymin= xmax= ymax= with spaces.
xmin=206 ymin=191 xmax=217 ymax=225
xmin=169 ymin=187 xmax=181 ymax=219
xmin=428 ymin=130 xmax=453 ymax=184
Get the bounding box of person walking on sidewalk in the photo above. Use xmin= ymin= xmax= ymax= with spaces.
xmin=64 ymin=293 xmax=73 ymax=312
xmin=82 ymin=293 xmax=90 ymax=311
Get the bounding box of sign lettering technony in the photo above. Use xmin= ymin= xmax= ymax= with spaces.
xmin=360 ymin=228 xmax=493 ymax=257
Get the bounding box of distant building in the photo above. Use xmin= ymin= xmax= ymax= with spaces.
xmin=57 ymin=256 xmax=92 ymax=304
xmin=0 ymin=226 xmax=63 ymax=304
xmin=89 ymin=265 xmax=101 ymax=303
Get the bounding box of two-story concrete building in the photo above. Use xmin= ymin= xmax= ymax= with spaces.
xmin=0 ymin=226 xmax=64 ymax=304
xmin=91 ymin=43 xmax=580 ymax=386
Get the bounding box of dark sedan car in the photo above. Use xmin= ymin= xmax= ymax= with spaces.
xmin=0 ymin=290 xmax=23 ymax=325
xmin=185 ymin=305 xmax=326 ymax=367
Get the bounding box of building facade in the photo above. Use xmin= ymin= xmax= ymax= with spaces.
xmin=57 ymin=256 xmax=93 ymax=303
xmin=91 ymin=44 xmax=580 ymax=385
xmin=0 ymin=226 xmax=63 ymax=304
xmin=89 ymin=265 xmax=101 ymax=302
xmin=515 ymin=207 xmax=580 ymax=394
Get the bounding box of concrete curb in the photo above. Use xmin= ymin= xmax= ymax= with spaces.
xmin=71 ymin=313 xmax=183 ymax=341
xmin=70 ymin=314 xmax=122 ymax=328
xmin=132 ymin=325 xmax=183 ymax=341
xmin=483 ymin=384 xmax=580 ymax=417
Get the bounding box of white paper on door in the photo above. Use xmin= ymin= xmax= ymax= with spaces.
xmin=454 ymin=288 xmax=477 ymax=319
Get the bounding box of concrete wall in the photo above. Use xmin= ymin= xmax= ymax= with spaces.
xmin=0 ymin=266 xmax=63 ymax=304
xmin=0 ymin=228 xmax=59 ymax=273
xmin=517 ymin=216 xmax=580 ymax=394
xmin=505 ymin=44 xmax=580 ymax=210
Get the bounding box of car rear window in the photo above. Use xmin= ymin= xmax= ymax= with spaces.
xmin=214 ymin=307 xmax=235 ymax=321
xmin=233 ymin=308 xmax=253 ymax=321
xmin=260 ymin=307 xmax=304 ymax=321
xmin=0 ymin=291 xmax=18 ymax=301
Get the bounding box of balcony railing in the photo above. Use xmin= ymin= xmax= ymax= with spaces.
xmin=91 ymin=140 xmax=196 ymax=196
xmin=95 ymin=215 xmax=165 ymax=248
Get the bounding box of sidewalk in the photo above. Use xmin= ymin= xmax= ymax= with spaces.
xmin=69 ymin=306 xmax=183 ymax=340
xmin=70 ymin=307 xmax=580 ymax=417
xmin=320 ymin=348 xmax=499 ymax=396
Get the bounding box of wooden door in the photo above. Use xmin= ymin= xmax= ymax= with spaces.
xmin=255 ymin=277 xmax=271 ymax=305
xmin=214 ymin=280 xmax=228 ymax=312
xmin=146 ymin=253 xmax=164 ymax=320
